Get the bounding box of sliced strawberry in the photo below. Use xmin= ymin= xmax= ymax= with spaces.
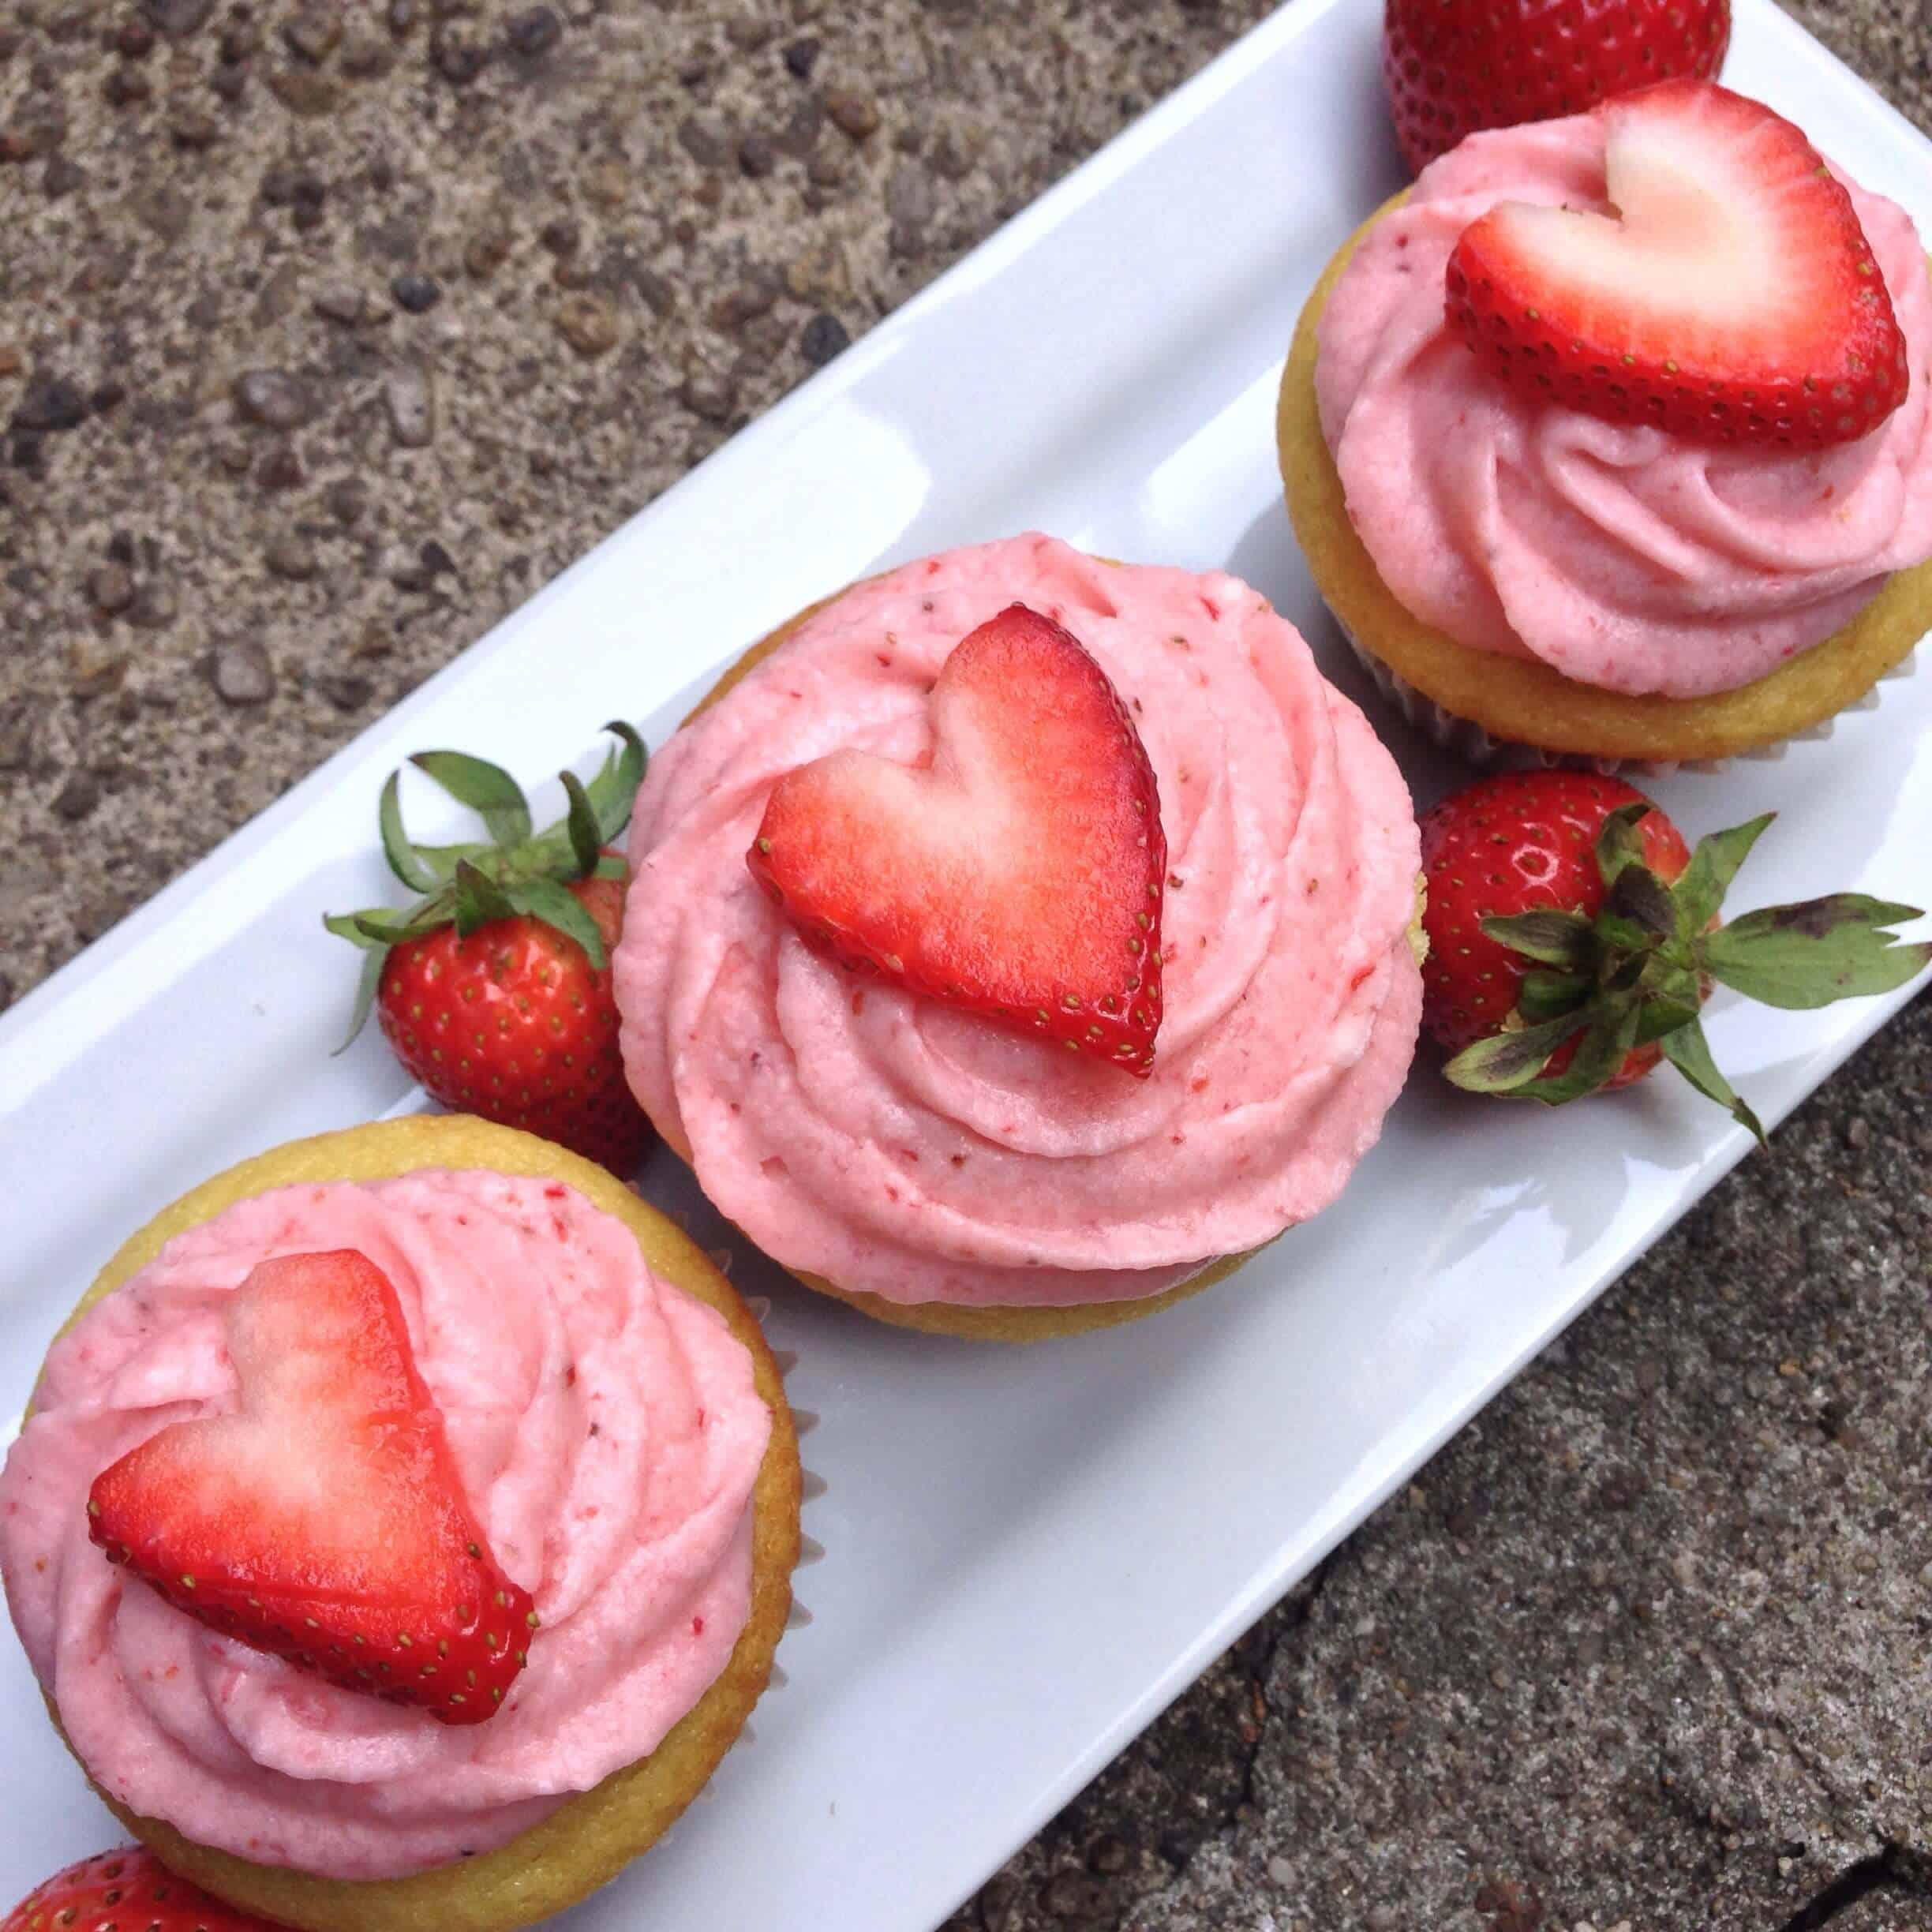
xmin=89 ymin=1250 xmax=536 ymax=1728
xmin=3 ymin=1848 xmax=274 ymax=1932
xmin=1383 ymin=0 xmax=1731 ymax=178
xmin=1445 ymin=80 xmax=1909 ymax=448
xmin=747 ymin=604 xmax=1166 ymax=1075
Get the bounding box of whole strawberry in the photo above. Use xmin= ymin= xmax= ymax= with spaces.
xmin=327 ymin=724 xmax=653 ymax=1174
xmin=3 ymin=1848 xmax=272 ymax=1932
xmin=1419 ymin=773 xmax=1930 ymax=1137
xmin=1384 ymin=0 xmax=1729 ymax=175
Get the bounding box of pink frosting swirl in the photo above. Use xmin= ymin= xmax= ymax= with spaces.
xmin=614 ymin=536 xmax=1421 ymax=1309
xmin=0 ymin=1172 xmax=769 ymax=1881
xmin=1316 ymin=114 xmax=1932 ymax=699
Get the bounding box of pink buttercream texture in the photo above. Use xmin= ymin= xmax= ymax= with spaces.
xmin=0 ymin=1172 xmax=769 ymax=1881
xmin=614 ymin=536 xmax=1422 ymax=1309
xmin=1315 ymin=114 xmax=1932 ymax=699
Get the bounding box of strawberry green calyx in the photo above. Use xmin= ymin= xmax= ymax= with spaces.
xmin=324 ymin=722 xmax=647 ymax=1046
xmin=1446 ymin=804 xmax=1930 ymax=1141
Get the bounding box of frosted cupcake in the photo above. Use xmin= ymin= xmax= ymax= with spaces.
xmin=0 ymin=1118 xmax=800 ymax=1932
xmin=1282 ymin=80 xmax=1932 ymax=766
xmin=613 ymin=534 xmax=1424 ymax=1342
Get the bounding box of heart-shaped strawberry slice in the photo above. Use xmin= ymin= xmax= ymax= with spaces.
xmin=1445 ymin=79 xmax=1909 ymax=447
xmin=89 ymin=1249 xmax=535 ymax=1727
xmin=747 ymin=603 xmax=1167 ymax=1075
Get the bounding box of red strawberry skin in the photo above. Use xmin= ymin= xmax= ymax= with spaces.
xmin=378 ymin=862 xmax=650 ymax=1174
xmin=1384 ymin=0 xmax=1729 ymax=176
xmin=1445 ymin=80 xmax=1909 ymax=449
xmin=89 ymin=1250 xmax=537 ymax=1728
xmin=1419 ymin=772 xmax=1689 ymax=1086
xmin=3 ymin=1848 xmax=273 ymax=1932
xmin=747 ymin=604 xmax=1166 ymax=1076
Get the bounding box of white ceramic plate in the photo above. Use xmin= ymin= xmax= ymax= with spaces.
xmin=3 ymin=0 xmax=1929 ymax=1923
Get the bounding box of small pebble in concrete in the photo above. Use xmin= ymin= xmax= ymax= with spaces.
xmin=680 ymin=369 xmax=735 ymax=421
xmin=432 ymin=22 xmax=489 ymax=86
xmin=212 ymin=641 xmax=275 ymax=705
xmin=233 ymin=369 xmax=315 ymax=431
xmin=103 ymin=67 xmax=153 ymax=107
xmin=383 ymin=364 xmax=436 ymax=447
xmin=266 ymin=67 xmax=339 ymax=118
xmin=317 ymin=673 xmax=374 ymax=712
xmin=54 ymin=774 xmax=101 ymax=822
xmin=679 ymin=114 xmax=729 ymax=167
xmin=264 ymin=534 xmax=318 ymax=582
xmin=799 ymin=312 xmax=849 ymax=367
xmin=87 ymin=562 xmax=133 ymax=614
xmin=125 ymin=581 xmax=178 ymax=630
xmin=784 ymin=37 xmax=820 ymax=79
xmin=506 ymin=7 xmax=562 ymax=60
xmin=391 ymin=273 xmax=442 ymax=313
xmin=554 ymin=294 xmax=618 ymax=358
xmin=826 ymin=88 xmax=881 ymax=140
xmin=144 ymin=0 xmax=212 ymax=39
xmin=339 ymin=33 xmax=394 ymax=78
xmin=283 ymin=6 xmax=341 ymax=65
xmin=324 ymin=477 xmax=368 ymax=526
xmin=313 ymin=286 xmax=365 ymax=326
xmin=256 ymin=445 xmax=305 ymax=491
xmin=170 ymin=107 xmax=219 ymax=149
xmin=13 ymin=377 xmax=88 ymax=434
xmin=739 ymin=132 xmax=776 ymax=178
xmin=465 ymin=219 xmax=513 ymax=279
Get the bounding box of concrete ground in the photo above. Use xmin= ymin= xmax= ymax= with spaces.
xmin=1 ymin=2 xmax=1927 ymax=1928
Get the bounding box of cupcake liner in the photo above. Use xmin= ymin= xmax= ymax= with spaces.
xmin=1339 ymin=620 xmax=1919 ymax=779
xmin=724 ymin=1289 xmax=822 ymax=1752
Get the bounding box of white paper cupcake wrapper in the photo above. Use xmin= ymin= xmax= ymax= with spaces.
xmin=1339 ymin=620 xmax=1919 ymax=779
xmin=690 ymin=1282 xmax=820 ymax=1776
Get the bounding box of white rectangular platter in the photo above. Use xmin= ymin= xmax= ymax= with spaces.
xmin=3 ymin=0 xmax=1930 ymax=1925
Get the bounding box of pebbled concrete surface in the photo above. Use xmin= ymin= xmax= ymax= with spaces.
xmin=0 ymin=3 xmax=1928 ymax=1930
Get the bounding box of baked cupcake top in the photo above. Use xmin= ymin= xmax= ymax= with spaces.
xmin=0 ymin=1170 xmax=769 ymax=1882
xmin=1316 ymin=112 xmax=1932 ymax=700
xmin=614 ymin=535 xmax=1421 ymax=1311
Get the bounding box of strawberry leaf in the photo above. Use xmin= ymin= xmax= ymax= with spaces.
xmin=1660 ymin=1017 xmax=1766 ymax=1145
xmin=1509 ymin=998 xmax=1642 ymax=1106
xmin=1633 ymin=987 xmax=1702 ymax=1046
xmin=560 ymin=770 xmax=603 ymax=879
xmin=379 ymin=771 xmax=442 ymax=893
xmin=593 ymin=852 xmax=628 ymax=881
xmin=586 ymin=722 xmax=648 ymax=844
xmin=1672 ymin=812 xmax=1774 ymax=938
xmin=335 ymin=947 xmax=387 ymax=1054
xmin=406 ymin=839 xmax=502 ymax=885
xmin=452 ymin=859 xmax=518 ymax=938
xmin=1444 ymin=1012 xmax=1585 ymax=1093
xmin=505 ymin=876 xmax=608 ymax=972
xmin=344 ymin=899 xmax=452 ymax=948
xmin=1701 ymin=896 xmax=1931 ymax=1009
xmin=1518 ymin=968 xmax=1590 ymax=1021
xmin=324 ymin=910 xmax=390 ymax=953
xmin=1480 ymin=908 xmax=1594 ymax=969
xmin=1604 ymin=863 xmax=1676 ymax=943
xmin=411 ymin=751 xmax=533 ymax=848
xmin=1593 ymin=800 xmax=1653 ymax=889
